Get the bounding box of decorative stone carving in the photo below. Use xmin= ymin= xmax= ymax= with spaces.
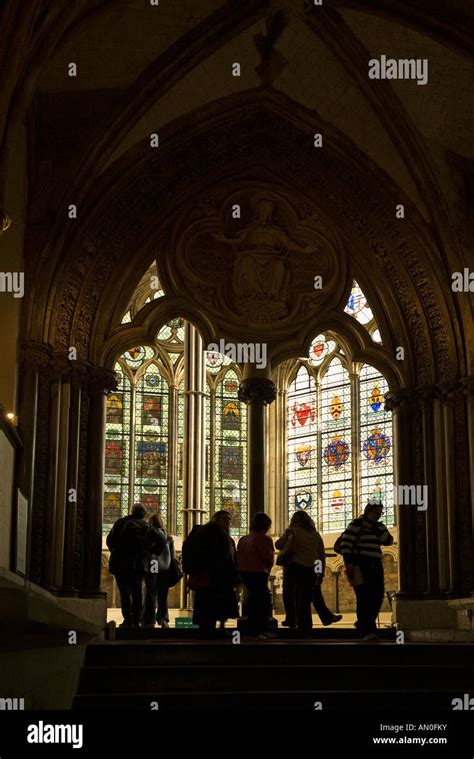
xmin=238 ymin=378 xmax=277 ymax=406
xmin=0 ymin=209 xmax=11 ymax=233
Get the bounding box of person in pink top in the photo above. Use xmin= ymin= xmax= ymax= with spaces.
xmin=237 ymin=512 xmax=274 ymax=638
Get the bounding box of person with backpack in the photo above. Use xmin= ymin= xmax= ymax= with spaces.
xmin=106 ymin=504 xmax=148 ymax=628
xmin=339 ymin=501 xmax=394 ymax=640
xmin=142 ymin=513 xmax=174 ymax=629
xmin=182 ymin=510 xmax=239 ymax=637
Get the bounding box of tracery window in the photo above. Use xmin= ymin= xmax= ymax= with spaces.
xmin=286 ymin=331 xmax=394 ymax=532
xmin=104 ymin=331 xmax=248 ymax=537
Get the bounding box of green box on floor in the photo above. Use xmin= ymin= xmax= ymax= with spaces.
xmin=175 ymin=618 xmax=199 ymax=628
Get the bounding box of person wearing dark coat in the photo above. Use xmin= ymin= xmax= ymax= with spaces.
xmin=190 ymin=510 xmax=239 ymax=637
xmin=106 ymin=504 xmax=148 ymax=628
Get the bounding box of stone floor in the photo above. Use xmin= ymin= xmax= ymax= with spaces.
xmin=107 ymin=607 xmax=394 ymax=628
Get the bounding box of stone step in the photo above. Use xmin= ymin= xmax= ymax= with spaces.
xmin=77 ymin=663 xmax=474 ymax=694
xmin=84 ymin=641 xmax=474 ymax=668
xmin=73 ymin=689 xmax=469 ymax=712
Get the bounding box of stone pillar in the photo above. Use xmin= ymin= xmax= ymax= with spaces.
xmin=53 ymin=377 xmax=71 ymax=589
xmin=418 ymin=387 xmax=440 ymax=597
xmin=461 ymin=377 xmax=474 ymax=595
xmin=439 ymin=384 xmax=459 ymax=596
xmin=181 ymin=324 xmax=206 ymax=538
xmin=42 ymin=358 xmax=66 ymax=591
xmin=167 ymin=384 xmax=178 ymax=534
xmin=433 ymin=391 xmax=450 ymax=593
xmin=350 ymin=372 xmax=361 ymax=516
xmin=267 ymin=382 xmax=286 ymax=536
xmin=385 ymin=390 xmax=418 ymax=596
xmin=17 ymin=342 xmax=50 ymax=581
xmin=61 ymin=363 xmax=87 ymax=596
xmin=238 ymin=375 xmax=276 ymax=519
xmin=81 ymin=367 xmax=117 ymax=597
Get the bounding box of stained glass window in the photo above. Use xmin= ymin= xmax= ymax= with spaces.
xmin=134 ymin=363 xmax=169 ymax=520
xmin=214 ymin=370 xmax=247 ymax=537
xmin=157 ymin=318 xmax=185 ymax=343
xmin=287 ymin=336 xmax=394 ymax=533
xmin=287 ymin=366 xmax=318 ymax=524
xmin=204 ymin=381 xmax=212 ymax=520
xmin=121 ymin=310 xmax=132 ymax=325
xmin=321 ymin=358 xmax=352 ymax=532
xmin=344 ymin=281 xmax=374 ymax=325
xmin=359 ymin=364 xmax=394 ymax=526
xmin=308 ymin=334 xmax=336 ymax=367
xmin=104 ymin=364 xmax=131 ymax=529
xmin=176 ymin=382 xmax=184 ymax=536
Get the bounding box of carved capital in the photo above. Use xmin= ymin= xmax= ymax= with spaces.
xmin=19 ymin=341 xmax=51 ymax=373
xmin=88 ymin=366 xmax=118 ymax=395
xmin=0 ymin=209 xmax=12 ymax=233
xmin=460 ymin=376 xmax=474 ymax=401
xmin=384 ymin=388 xmax=414 ymax=412
xmin=238 ymin=378 xmax=277 ymax=406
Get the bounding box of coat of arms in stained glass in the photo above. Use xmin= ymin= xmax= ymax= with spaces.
xmin=363 ymin=430 xmax=391 ymax=463
xmin=323 ymin=437 xmax=350 ymax=469
xmin=294 ymin=491 xmax=312 ymax=510
xmin=290 ymin=402 xmax=315 ymax=427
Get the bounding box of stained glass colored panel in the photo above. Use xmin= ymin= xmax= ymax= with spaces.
xmin=104 ymin=364 xmax=130 ymax=530
xmin=134 ymin=364 xmax=169 ymax=523
xmin=360 ymin=364 xmax=394 ymax=526
xmin=344 ymin=281 xmax=374 ymax=326
xmin=287 ymin=366 xmax=317 ymax=525
xmin=215 ymin=370 xmax=247 ymax=537
xmin=176 ymin=383 xmax=184 ymax=535
xmin=321 ymin=358 xmax=352 ymax=532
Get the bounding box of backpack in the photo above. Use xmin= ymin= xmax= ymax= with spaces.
xmin=181 ymin=525 xmax=208 ymax=574
xmin=119 ymin=518 xmax=146 ymax=554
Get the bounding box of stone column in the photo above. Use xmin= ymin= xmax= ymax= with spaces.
xmin=181 ymin=324 xmax=206 ymax=538
xmin=267 ymin=382 xmax=286 ymax=536
xmin=61 ymin=363 xmax=88 ymax=596
xmin=53 ymin=377 xmax=71 ymax=589
xmin=385 ymin=390 xmax=418 ymax=596
xmin=461 ymin=377 xmax=474 ymax=595
xmin=350 ymin=372 xmax=361 ymax=516
xmin=17 ymin=342 xmax=50 ymax=581
xmin=418 ymin=387 xmax=440 ymax=597
xmin=81 ymin=367 xmax=117 ymax=597
xmin=42 ymin=358 xmax=67 ymax=591
xmin=238 ymin=375 xmax=276 ymax=519
xmin=439 ymin=384 xmax=459 ymax=596
xmin=167 ymin=384 xmax=178 ymax=534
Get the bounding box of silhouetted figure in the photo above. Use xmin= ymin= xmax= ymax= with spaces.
xmin=276 ymin=511 xmax=322 ymax=636
xmin=106 ymin=504 xmax=148 ymax=628
xmin=237 ymin=512 xmax=274 ymax=638
xmin=142 ymin=513 xmax=173 ymax=629
xmin=341 ymin=501 xmax=393 ymax=640
xmin=183 ymin=510 xmax=239 ymax=637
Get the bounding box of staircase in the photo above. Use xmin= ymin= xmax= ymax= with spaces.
xmin=73 ymin=629 xmax=474 ymax=711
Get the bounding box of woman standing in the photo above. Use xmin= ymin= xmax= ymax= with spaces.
xmin=143 ymin=513 xmax=173 ymax=628
xmin=276 ymin=511 xmax=324 ymax=636
xmin=187 ymin=510 xmax=240 ymax=637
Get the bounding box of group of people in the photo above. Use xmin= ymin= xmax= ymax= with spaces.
xmin=107 ymin=500 xmax=393 ymax=641
xmin=106 ymin=505 xmax=175 ymax=628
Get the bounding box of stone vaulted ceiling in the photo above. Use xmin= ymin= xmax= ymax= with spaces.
xmin=0 ymin=0 xmax=472 ymax=379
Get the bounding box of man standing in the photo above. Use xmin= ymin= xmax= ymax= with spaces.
xmin=340 ymin=501 xmax=393 ymax=641
xmin=106 ymin=504 xmax=148 ymax=628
